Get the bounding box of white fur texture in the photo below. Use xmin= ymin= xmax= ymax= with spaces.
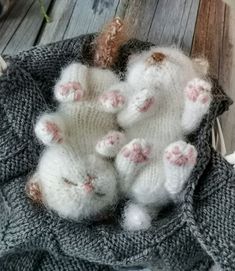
xmin=123 ymin=202 xmax=152 ymax=231
xmin=30 ymin=63 xmax=124 ymax=220
xmin=225 ymin=152 xmax=235 ymax=168
xmin=100 ymin=47 xmax=211 ymax=230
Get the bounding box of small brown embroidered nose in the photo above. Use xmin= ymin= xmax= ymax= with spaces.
xmin=151 ymin=52 xmax=166 ymax=62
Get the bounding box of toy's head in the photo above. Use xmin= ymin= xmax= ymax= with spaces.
xmin=127 ymin=47 xmax=209 ymax=92
xmin=27 ymin=145 xmax=117 ymax=220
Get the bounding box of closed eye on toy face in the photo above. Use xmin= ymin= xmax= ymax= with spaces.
xmin=63 ymin=178 xmax=78 ymax=186
xmin=95 ymin=192 xmax=106 ymax=197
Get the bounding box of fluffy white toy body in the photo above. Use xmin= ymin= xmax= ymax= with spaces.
xmin=27 ymin=63 xmax=126 ymax=220
xmin=99 ymin=47 xmax=212 ymax=230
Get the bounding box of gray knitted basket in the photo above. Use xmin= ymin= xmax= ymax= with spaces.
xmin=0 ymin=34 xmax=234 ymax=271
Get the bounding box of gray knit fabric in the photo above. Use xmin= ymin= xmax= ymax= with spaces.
xmin=0 ymin=34 xmax=234 ymax=271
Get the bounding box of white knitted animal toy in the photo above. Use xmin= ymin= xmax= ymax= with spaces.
xmin=26 ymin=62 xmax=126 ymax=220
xmin=98 ymin=47 xmax=212 ymax=230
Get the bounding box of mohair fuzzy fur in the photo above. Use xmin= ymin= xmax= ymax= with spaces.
xmin=0 ymin=34 xmax=234 ymax=271
xmin=100 ymin=46 xmax=212 ymax=230
xmin=26 ymin=63 xmax=124 ymax=220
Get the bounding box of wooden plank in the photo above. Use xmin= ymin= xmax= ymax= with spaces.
xmin=220 ymin=8 xmax=235 ymax=153
xmin=63 ymin=0 xmax=120 ymax=38
xmin=0 ymin=0 xmax=34 ymax=54
xmin=38 ymin=0 xmax=77 ymax=45
xmin=192 ymin=0 xmax=235 ymax=153
xmin=2 ymin=0 xmax=52 ymax=55
xmin=39 ymin=0 xmax=121 ymax=44
xmin=191 ymin=0 xmax=226 ymax=78
xmin=120 ymin=0 xmax=159 ymax=42
xmin=146 ymin=0 xmax=200 ymax=53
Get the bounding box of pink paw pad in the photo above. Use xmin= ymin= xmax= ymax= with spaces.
xmin=100 ymin=90 xmax=125 ymax=108
xmin=121 ymin=141 xmax=151 ymax=163
xmin=104 ymin=131 xmax=124 ymax=145
xmin=44 ymin=121 xmax=63 ymax=143
xmin=57 ymin=81 xmax=84 ymax=101
xmin=136 ymin=97 xmax=155 ymax=112
xmin=185 ymin=79 xmax=211 ymax=105
xmin=165 ymin=143 xmax=197 ymax=166
xmin=83 ymin=182 xmax=95 ymax=193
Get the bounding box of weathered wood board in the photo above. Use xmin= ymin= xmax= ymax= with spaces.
xmin=0 ymin=0 xmax=200 ymax=54
xmin=0 ymin=0 xmax=52 ymax=54
xmin=192 ymin=0 xmax=235 ymax=153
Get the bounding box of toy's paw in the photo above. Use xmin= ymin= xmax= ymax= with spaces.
xmin=122 ymin=203 xmax=151 ymax=231
xmin=164 ymin=141 xmax=197 ymax=167
xmin=96 ymin=131 xmax=126 ymax=157
xmin=185 ymin=78 xmax=211 ymax=106
xmin=25 ymin=180 xmax=42 ymax=203
xmin=99 ymin=90 xmax=125 ymax=113
xmin=121 ymin=139 xmax=151 ymax=164
xmin=35 ymin=117 xmax=63 ymax=145
xmin=55 ymin=81 xmax=84 ymax=102
xmin=132 ymin=89 xmax=155 ymax=112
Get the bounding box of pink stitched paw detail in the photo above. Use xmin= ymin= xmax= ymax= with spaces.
xmin=45 ymin=122 xmax=63 ymax=143
xmin=103 ymin=131 xmax=124 ymax=145
xmin=164 ymin=141 xmax=197 ymax=166
xmin=55 ymin=81 xmax=84 ymax=102
xmin=185 ymin=78 xmax=211 ymax=105
xmin=96 ymin=131 xmax=126 ymax=157
xmin=99 ymin=90 xmax=125 ymax=113
xmin=133 ymin=89 xmax=156 ymax=113
xmin=121 ymin=139 xmax=151 ymax=164
xmin=137 ymin=97 xmax=155 ymax=112
xmin=35 ymin=118 xmax=63 ymax=145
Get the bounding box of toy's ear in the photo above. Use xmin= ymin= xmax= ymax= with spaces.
xmin=25 ymin=174 xmax=43 ymax=204
xmin=192 ymin=58 xmax=209 ymax=75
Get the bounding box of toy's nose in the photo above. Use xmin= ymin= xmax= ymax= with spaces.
xmin=147 ymin=52 xmax=166 ymax=64
xmin=83 ymin=174 xmax=95 ymax=192
xmin=83 ymin=181 xmax=94 ymax=192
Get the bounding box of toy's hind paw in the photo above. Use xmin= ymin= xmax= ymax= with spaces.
xmin=121 ymin=139 xmax=151 ymax=164
xmin=164 ymin=141 xmax=197 ymax=195
xmin=164 ymin=141 xmax=197 ymax=166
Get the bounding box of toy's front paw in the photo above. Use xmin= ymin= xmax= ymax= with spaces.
xmin=35 ymin=116 xmax=63 ymax=145
xmin=132 ymin=89 xmax=155 ymax=113
xmin=99 ymin=90 xmax=125 ymax=113
xmin=164 ymin=141 xmax=197 ymax=167
xmin=55 ymin=81 xmax=84 ymax=102
xmin=96 ymin=131 xmax=126 ymax=157
xmin=121 ymin=139 xmax=151 ymax=164
xmin=185 ymin=78 xmax=211 ymax=106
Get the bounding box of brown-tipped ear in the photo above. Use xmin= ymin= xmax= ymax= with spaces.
xmin=93 ymin=17 xmax=129 ymax=68
xmin=25 ymin=174 xmax=43 ymax=204
xmin=193 ymin=57 xmax=209 ymax=75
